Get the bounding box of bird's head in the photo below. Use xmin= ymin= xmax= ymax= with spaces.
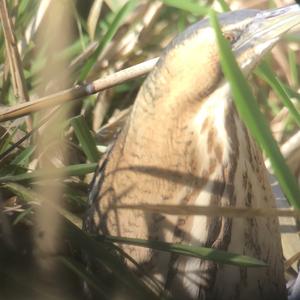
xmin=154 ymin=5 xmax=300 ymax=102
xmin=224 ymin=4 xmax=300 ymax=74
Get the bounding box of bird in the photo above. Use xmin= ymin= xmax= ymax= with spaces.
xmin=84 ymin=4 xmax=300 ymax=300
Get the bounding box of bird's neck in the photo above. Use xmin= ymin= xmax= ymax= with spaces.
xmin=124 ymin=78 xmax=234 ymax=173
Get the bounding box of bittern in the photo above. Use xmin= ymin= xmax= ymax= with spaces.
xmin=84 ymin=4 xmax=300 ymax=300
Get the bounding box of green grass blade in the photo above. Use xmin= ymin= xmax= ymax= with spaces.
xmin=98 ymin=235 xmax=267 ymax=267
xmin=0 ymin=163 xmax=97 ymax=182
xmin=70 ymin=115 xmax=99 ymax=162
xmin=256 ymin=62 xmax=300 ymax=128
xmin=209 ymin=10 xmax=300 ymax=209
xmin=10 ymin=146 xmax=35 ymax=166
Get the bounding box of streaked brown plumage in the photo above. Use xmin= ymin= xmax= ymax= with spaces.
xmin=84 ymin=5 xmax=300 ymax=300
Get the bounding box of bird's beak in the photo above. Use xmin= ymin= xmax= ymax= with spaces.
xmin=233 ymin=4 xmax=300 ymax=72
xmin=251 ymin=4 xmax=300 ymax=42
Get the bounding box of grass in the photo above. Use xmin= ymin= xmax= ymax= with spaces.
xmin=1 ymin=0 xmax=300 ymax=299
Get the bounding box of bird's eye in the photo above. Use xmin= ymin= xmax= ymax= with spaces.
xmin=224 ymin=33 xmax=236 ymax=43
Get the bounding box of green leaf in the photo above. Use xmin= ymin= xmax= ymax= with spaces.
xmin=10 ymin=146 xmax=35 ymax=166
xmin=209 ymin=10 xmax=300 ymax=209
xmin=0 ymin=163 xmax=97 ymax=183
xmin=98 ymin=235 xmax=267 ymax=267
xmin=70 ymin=115 xmax=99 ymax=162
xmin=0 ymin=164 xmax=28 ymax=178
xmin=3 ymin=183 xmax=39 ymax=203
xmin=282 ymin=83 xmax=300 ymax=101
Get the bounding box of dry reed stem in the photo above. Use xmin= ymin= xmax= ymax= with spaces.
xmin=0 ymin=57 xmax=158 ymax=122
xmin=0 ymin=0 xmax=29 ymax=103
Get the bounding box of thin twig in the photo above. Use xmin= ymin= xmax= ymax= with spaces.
xmin=0 ymin=57 xmax=159 ymax=122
